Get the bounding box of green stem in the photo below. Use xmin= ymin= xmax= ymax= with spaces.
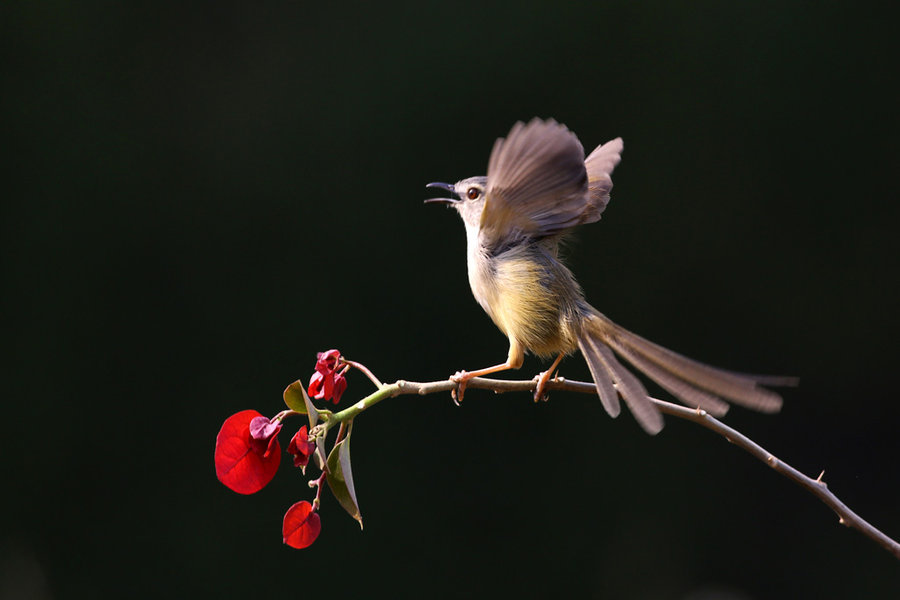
xmin=326 ymin=382 xmax=400 ymax=429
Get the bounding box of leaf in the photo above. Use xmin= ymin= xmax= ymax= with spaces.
xmin=314 ymin=436 xmax=327 ymax=472
xmin=282 ymin=380 xmax=309 ymax=414
xmin=326 ymin=423 xmax=363 ymax=529
xmin=303 ymin=385 xmax=320 ymax=429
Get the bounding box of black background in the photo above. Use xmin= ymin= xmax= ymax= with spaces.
xmin=3 ymin=2 xmax=899 ymax=598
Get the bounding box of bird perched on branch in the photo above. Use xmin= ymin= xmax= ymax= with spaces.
xmin=426 ymin=117 xmax=795 ymax=434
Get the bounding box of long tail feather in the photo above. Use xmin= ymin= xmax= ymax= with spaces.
xmin=577 ymin=336 xmax=620 ymax=418
xmin=578 ymin=332 xmax=664 ymax=434
xmin=607 ymin=339 xmax=731 ymax=417
xmin=580 ymin=309 xmax=795 ymax=428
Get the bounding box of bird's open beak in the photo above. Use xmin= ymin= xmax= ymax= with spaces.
xmin=424 ymin=182 xmax=459 ymax=204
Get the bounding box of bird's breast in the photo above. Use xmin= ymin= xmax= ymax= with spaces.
xmin=466 ymin=240 xmax=581 ymax=358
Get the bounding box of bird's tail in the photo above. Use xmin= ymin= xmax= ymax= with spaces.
xmin=576 ymin=308 xmax=797 ymax=435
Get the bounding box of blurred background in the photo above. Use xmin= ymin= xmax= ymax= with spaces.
xmin=2 ymin=1 xmax=898 ymax=598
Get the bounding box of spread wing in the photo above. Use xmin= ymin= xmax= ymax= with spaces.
xmin=583 ymin=137 xmax=623 ymax=222
xmin=481 ymin=118 xmax=590 ymax=250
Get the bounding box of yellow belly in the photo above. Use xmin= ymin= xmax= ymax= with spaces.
xmin=483 ymin=246 xmax=582 ymax=359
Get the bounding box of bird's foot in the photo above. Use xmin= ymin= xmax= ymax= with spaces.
xmin=450 ymin=370 xmax=471 ymax=405
xmin=533 ymin=369 xmax=558 ymax=402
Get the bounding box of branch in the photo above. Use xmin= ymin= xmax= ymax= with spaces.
xmin=333 ymin=374 xmax=899 ymax=560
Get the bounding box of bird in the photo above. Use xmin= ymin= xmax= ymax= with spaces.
xmin=425 ymin=117 xmax=796 ymax=434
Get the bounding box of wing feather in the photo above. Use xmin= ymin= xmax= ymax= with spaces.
xmin=582 ymin=137 xmax=624 ymax=223
xmin=481 ymin=119 xmax=590 ymax=250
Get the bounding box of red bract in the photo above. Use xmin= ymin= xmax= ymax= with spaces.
xmin=308 ymin=349 xmax=347 ymax=404
xmin=332 ymin=372 xmax=347 ymax=404
xmin=215 ymin=410 xmax=282 ymax=495
xmin=315 ymin=349 xmax=340 ymax=372
xmin=287 ymin=425 xmax=316 ymax=469
xmin=282 ymin=501 xmax=321 ymax=549
xmin=308 ymin=370 xmax=333 ymax=402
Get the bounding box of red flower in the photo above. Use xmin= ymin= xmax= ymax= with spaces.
xmin=215 ymin=410 xmax=282 ymax=495
xmin=282 ymin=500 xmax=321 ymax=549
xmin=287 ymin=425 xmax=317 ymax=470
xmin=331 ymin=372 xmax=347 ymax=404
xmin=249 ymin=415 xmax=282 ymax=457
xmin=316 ymin=349 xmax=340 ymax=372
xmin=308 ymin=349 xmax=347 ymax=404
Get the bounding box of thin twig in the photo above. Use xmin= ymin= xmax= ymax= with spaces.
xmin=342 ymin=358 xmax=383 ymax=388
xmin=309 ymin=470 xmax=328 ymax=511
xmin=380 ymin=375 xmax=900 ymax=560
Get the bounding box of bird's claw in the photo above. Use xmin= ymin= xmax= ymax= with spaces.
xmin=450 ymin=370 xmax=469 ymax=405
xmin=533 ymin=370 xmax=557 ymax=403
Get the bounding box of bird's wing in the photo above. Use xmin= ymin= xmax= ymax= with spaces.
xmin=481 ymin=118 xmax=590 ymax=250
xmin=582 ymin=137 xmax=623 ymax=223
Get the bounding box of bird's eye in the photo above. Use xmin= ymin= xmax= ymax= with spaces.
xmin=466 ymin=187 xmax=480 ymax=200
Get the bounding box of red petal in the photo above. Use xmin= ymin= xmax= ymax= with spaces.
xmin=315 ymin=349 xmax=341 ymax=374
xmin=249 ymin=416 xmax=282 ymax=442
xmin=331 ymin=373 xmax=347 ymax=405
xmin=308 ymin=371 xmax=323 ymax=398
xmin=287 ymin=425 xmax=315 ymax=468
xmin=282 ymin=501 xmax=322 ymax=549
xmin=286 ymin=425 xmax=307 ymax=454
xmin=249 ymin=416 xmax=283 ymax=458
xmin=308 ymin=370 xmax=333 ymax=401
xmin=215 ymin=410 xmax=281 ymax=495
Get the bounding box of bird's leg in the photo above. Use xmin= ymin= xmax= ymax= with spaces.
xmin=451 ymin=340 xmax=524 ymax=403
xmin=451 ymin=362 xmax=514 ymax=404
xmin=533 ymin=352 xmax=565 ymax=402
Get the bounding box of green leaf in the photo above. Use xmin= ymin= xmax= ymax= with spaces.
xmin=303 ymin=387 xmax=320 ymax=430
xmin=313 ymin=435 xmax=327 ymax=472
xmin=282 ymin=380 xmax=309 ymax=414
xmin=326 ymin=423 xmax=363 ymax=529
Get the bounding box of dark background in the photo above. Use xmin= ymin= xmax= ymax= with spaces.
xmin=3 ymin=2 xmax=898 ymax=598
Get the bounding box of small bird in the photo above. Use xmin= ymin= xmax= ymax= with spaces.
xmin=426 ymin=117 xmax=796 ymax=434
